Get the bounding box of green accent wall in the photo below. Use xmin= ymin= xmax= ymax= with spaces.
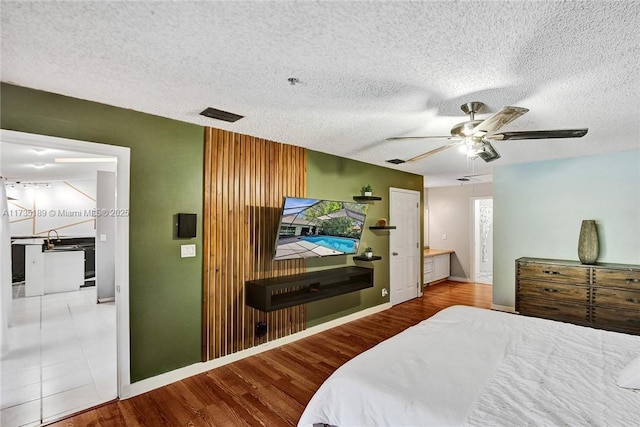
xmin=1 ymin=83 xmax=204 ymax=381
xmin=1 ymin=83 xmax=424 ymax=381
xmin=305 ymin=150 xmax=424 ymax=327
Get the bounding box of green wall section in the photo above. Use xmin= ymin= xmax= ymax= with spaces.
xmin=1 ymin=83 xmax=204 ymax=381
xmin=1 ymin=83 xmax=424 ymax=381
xmin=305 ymin=150 xmax=423 ymax=327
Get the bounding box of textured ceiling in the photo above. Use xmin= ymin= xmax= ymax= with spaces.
xmin=2 ymin=1 xmax=639 ymax=187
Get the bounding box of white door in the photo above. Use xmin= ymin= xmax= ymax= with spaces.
xmin=389 ymin=187 xmax=421 ymax=305
xmin=472 ymin=198 xmax=493 ymax=284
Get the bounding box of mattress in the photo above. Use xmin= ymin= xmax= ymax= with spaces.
xmin=298 ymin=305 xmax=640 ymax=426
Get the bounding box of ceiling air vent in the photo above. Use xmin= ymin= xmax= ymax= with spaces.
xmin=199 ymin=107 xmax=244 ymax=123
xmin=386 ymin=159 xmax=405 ymax=165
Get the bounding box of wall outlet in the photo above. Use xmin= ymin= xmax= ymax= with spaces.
xmin=442 ymin=233 xmax=447 ymax=240
xmin=382 ymin=288 xmax=388 ymax=297
xmin=255 ymin=321 xmax=267 ymax=338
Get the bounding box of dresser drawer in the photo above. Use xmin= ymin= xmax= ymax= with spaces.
xmin=518 ymin=298 xmax=590 ymax=325
xmin=517 ymin=262 xmax=589 ymax=284
xmin=592 ymin=306 xmax=640 ymax=335
xmin=592 ymin=287 xmax=640 ymax=310
xmin=518 ymin=280 xmax=588 ymax=304
xmin=592 ymin=268 xmax=640 ymax=290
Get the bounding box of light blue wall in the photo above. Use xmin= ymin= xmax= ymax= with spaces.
xmin=493 ymin=149 xmax=640 ymax=307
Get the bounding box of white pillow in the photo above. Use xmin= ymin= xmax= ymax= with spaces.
xmin=617 ymin=355 xmax=640 ymax=389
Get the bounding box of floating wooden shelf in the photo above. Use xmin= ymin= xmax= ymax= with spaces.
xmin=369 ymin=225 xmax=396 ymax=230
xmin=353 ymin=255 xmax=382 ymax=261
xmin=245 ymin=266 xmax=374 ymax=312
xmin=353 ymin=195 xmax=382 ymax=202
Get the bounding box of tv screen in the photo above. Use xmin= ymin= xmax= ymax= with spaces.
xmin=273 ymin=197 xmax=369 ymax=260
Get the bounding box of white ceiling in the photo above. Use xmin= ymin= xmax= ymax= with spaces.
xmin=1 ymin=141 xmax=116 ymax=183
xmin=2 ymin=1 xmax=639 ymax=187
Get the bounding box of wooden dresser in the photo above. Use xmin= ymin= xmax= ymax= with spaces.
xmin=516 ymin=257 xmax=640 ymax=335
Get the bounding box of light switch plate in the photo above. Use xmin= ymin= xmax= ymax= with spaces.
xmin=181 ymin=244 xmax=196 ymax=258
xmin=100 ymin=234 xmax=107 ymax=242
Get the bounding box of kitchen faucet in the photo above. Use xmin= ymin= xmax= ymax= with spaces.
xmin=46 ymin=229 xmax=60 ymax=250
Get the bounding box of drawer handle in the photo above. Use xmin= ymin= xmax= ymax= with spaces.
xmin=628 ymin=319 xmax=640 ymax=325
xmin=543 ymin=270 xmax=560 ymax=275
xmin=543 ymin=306 xmax=559 ymax=311
xmin=543 ymin=288 xmax=559 ymax=293
xmin=626 ymin=298 xmax=640 ymax=304
xmin=626 ymin=278 xmax=640 ymax=284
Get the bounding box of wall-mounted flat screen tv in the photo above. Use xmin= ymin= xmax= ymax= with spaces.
xmin=273 ymin=197 xmax=369 ymax=260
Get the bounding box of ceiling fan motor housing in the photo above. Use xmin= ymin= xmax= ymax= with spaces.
xmin=460 ymin=101 xmax=485 ymax=117
xmin=451 ymin=120 xmax=483 ymax=137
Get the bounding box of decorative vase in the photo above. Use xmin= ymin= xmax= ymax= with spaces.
xmin=364 ymin=191 xmax=372 ymax=197
xmin=578 ymin=220 xmax=599 ymax=264
xmin=365 ymin=251 xmax=373 ymax=259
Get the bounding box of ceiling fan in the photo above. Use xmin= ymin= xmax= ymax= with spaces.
xmin=456 ymin=172 xmax=491 ymax=182
xmin=387 ymin=101 xmax=588 ymax=163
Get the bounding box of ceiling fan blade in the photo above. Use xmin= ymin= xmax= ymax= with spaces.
xmin=487 ymin=128 xmax=588 ymax=141
xmin=475 ymin=141 xmax=501 ymax=163
xmin=386 ymin=135 xmax=459 ymax=141
xmin=406 ymin=140 xmax=464 ymax=162
xmin=471 ymin=106 xmax=529 ymax=137
xmin=463 ymin=172 xmax=493 ymax=178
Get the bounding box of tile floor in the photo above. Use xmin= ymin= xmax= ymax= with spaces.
xmin=475 ymin=271 xmax=493 ymax=285
xmin=1 ymin=285 xmax=117 ymax=427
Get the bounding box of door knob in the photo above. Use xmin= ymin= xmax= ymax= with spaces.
xmin=392 ymin=252 xmax=399 ymax=256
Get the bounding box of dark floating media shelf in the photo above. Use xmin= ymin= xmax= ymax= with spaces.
xmin=353 ymin=195 xmax=382 ymax=202
xmin=245 ymin=266 xmax=374 ymax=312
xmin=353 ymin=255 xmax=382 ymax=261
xmin=369 ymin=225 xmax=396 ymax=230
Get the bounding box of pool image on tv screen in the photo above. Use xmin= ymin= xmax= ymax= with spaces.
xmin=273 ymin=197 xmax=369 ymax=260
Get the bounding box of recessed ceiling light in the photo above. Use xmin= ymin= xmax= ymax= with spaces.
xmin=55 ymin=157 xmax=117 ymax=163
xmin=33 ymin=163 xmax=46 ymax=169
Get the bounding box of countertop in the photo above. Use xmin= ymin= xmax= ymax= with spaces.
xmin=11 ymin=238 xmax=45 ymax=245
xmin=423 ymin=248 xmax=454 ymax=257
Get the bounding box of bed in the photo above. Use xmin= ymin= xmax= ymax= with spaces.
xmin=298 ymin=305 xmax=640 ymax=426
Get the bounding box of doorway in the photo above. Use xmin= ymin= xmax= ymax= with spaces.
xmin=389 ymin=187 xmax=421 ymax=305
xmin=0 ymin=130 xmax=130 ymax=425
xmin=472 ymin=197 xmax=493 ymax=285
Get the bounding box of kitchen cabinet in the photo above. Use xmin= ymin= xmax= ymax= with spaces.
xmin=23 ymin=243 xmax=84 ymax=296
xmin=43 ymin=250 xmax=85 ymax=294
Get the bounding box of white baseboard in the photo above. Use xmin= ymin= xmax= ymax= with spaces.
xmin=447 ymin=276 xmax=471 ymax=282
xmin=491 ymin=303 xmax=517 ymax=313
xmin=122 ymin=302 xmax=392 ymax=399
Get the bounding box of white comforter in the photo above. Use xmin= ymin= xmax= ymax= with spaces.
xmin=298 ymin=305 xmax=640 ymax=427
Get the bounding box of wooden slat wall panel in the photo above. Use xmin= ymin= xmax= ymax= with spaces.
xmin=203 ymin=128 xmax=307 ymax=360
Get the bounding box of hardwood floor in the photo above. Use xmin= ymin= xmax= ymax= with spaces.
xmin=50 ymin=281 xmax=491 ymax=427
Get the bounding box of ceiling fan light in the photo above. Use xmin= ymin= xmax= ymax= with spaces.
xmin=476 ymin=142 xmax=501 ymax=162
